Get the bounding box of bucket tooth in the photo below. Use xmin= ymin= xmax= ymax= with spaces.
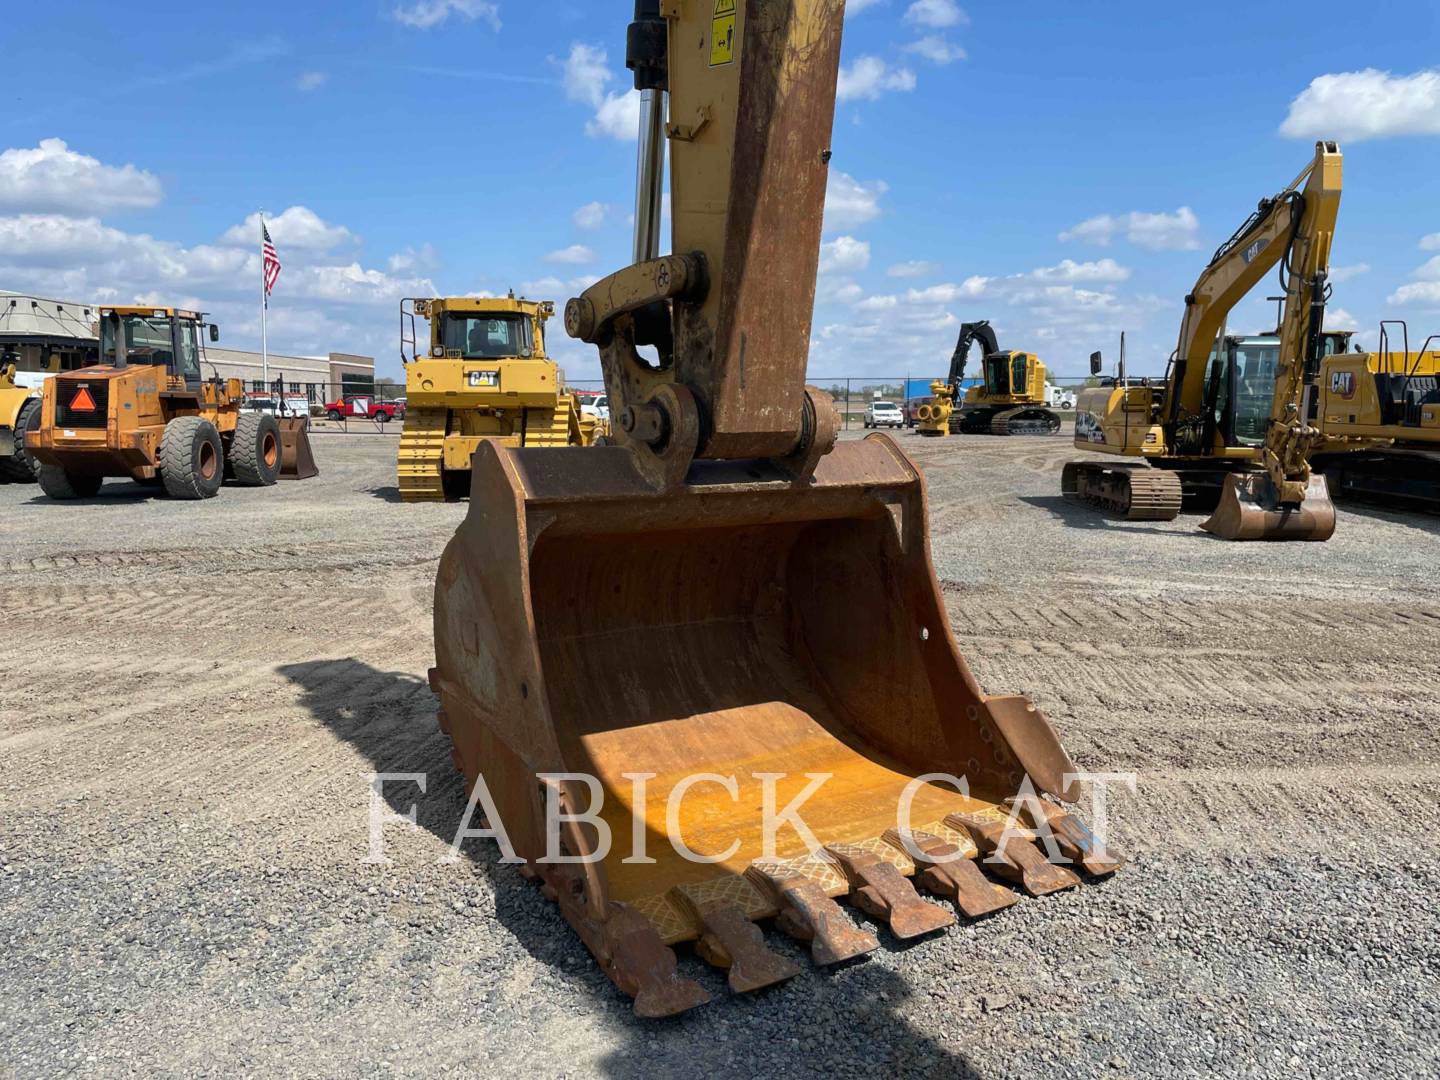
xmin=945 ymin=812 xmax=1081 ymax=897
xmin=1005 ymin=798 xmax=1124 ymax=878
xmin=1200 ymin=472 xmax=1335 ymax=541
xmin=669 ymin=887 xmax=801 ymax=994
xmin=824 ymin=842 xmax=955 ymax=939
xmin=584 ymin=902 xmax=711 ymax=1018
xmin=884 ymin=828 xmax=1019 ymax=918
xmin=745 ymin=861 xmax=879 ymax=966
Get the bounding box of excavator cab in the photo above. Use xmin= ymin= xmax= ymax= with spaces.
xmin=429 ymin=0 xmax=1115 ymax=1018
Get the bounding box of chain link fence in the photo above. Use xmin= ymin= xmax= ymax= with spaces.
xmin=272 ymin=374 xmax=1163 ymax=434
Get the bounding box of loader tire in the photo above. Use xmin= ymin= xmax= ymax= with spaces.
xmin=1 ymin=398 xmax=42 ymax=482
xmin=37 ymin=463 xmax=103 ymax=500
xmin=229 ymin=411 xmax=282 ymax=486
xmin=160 ymin=415 xmax=224 ymax=500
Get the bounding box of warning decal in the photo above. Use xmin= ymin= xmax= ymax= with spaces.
xmin=710 ymin=0 xmax=737 ymax=66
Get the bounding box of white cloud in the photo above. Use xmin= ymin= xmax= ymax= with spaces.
xmin=544 ymin=244 xmax=596 ymax=266
xmin=1281 ymin=68 xmax=1440 ymax=142
xmin=887 ymin=260 xmax=938 ymax=278
xmin=1389 ymin=281 xmax=1440 ymax=307
xmin=1421 ymin=233 xmax=1440 ymax=251
xmin=1325 ymin=307 xmax=1359 ymax=329
xmin=846 ymin=0 xmax=887 ymax=15
xmin=837 ymin=57 xmax=917 ymax=102
xmin=904 ymin=0 xmax=968 ymax=29
xmin=561 ymin=43 xmax=639 ymax=141
xmin=824 ymin=172 xmax=888 ymax=231
xmin=222 ymin=206 xmax=354 ymax=251
xmin=1059 ymin=206 xmax=1200 ymax=251
xmin=0 ymin=139 xmax=163 ymax=215
xmin=903 ymin=36 xmax=967 ymax=64
xmin=387 ymin=243 xmax=437 ymax=273
xmin=819 ymin=236 xmax=871 ymax=275
xmin=393 ymin=0 xmax=500 ymax=31
xmin=573 ymin=201 xmax=613 ymax=230
xmin=296 ymin=71 xmax=328 ymax=92
xmin=1027 ymin=258 xmax=1131 ymax=284
xmin=519 ymin=274 xmax=598 ymax=297
xmin=1327 ymin=263 xmax=1370 ymax=284
xmin=1412 ymin=254 xmax=1440 ymax=281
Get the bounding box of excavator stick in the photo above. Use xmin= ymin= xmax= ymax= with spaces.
xmin=276 ymin=417 xmax=319 ymax=480
xmin=431 ymin=435 xmax=1109 ymax=1015
xmin=1200 ymin=472 xmax=1335 ymax=541
xmin=428 ymin=0 xmax=1116 ymax=1016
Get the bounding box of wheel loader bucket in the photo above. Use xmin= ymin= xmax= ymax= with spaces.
xmin=276 ymin=417 xmax=319 ymax=480
xmin=1200 ymin=472 xmax=1335 ymax=541
xmin=430 ymin=433 xmax=1116 ymax=1016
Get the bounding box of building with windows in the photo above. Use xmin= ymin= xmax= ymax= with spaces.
xmin=1 ymin=290 xmax=377 ymax=400
xmin=0 ymin=292 xmax=99 ymax=372
xmin=201 ymin=347 xmax=377 ymax=400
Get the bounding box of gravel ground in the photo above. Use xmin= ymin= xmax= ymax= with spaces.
xmin=2 ymin=430 xmax=1438 ymax=1079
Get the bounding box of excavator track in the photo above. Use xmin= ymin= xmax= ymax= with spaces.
xmin=990 ymin=406 xmax=1062 ymax=436
xmin=1062 ymin=460 xmax=1183 ymax=521
xmin=397 ymin=407 xmax=448 ymax=502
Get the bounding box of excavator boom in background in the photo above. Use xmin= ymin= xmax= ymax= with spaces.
xmin=1063 ymin=141 xmax=1343 ymax=540
xmin=428 ymin=0 xmax=1118 ymax=1017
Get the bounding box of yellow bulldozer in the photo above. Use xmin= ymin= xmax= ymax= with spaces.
xmin=27 ymin=305 xmax=317 ymax=500
xmin=396 ymin=295 xmax=604 ymax=501
xmin=427 ymin=0 xmax=1120 ymax=1018
xmin=916 ymin=321 xmax=1062 ymax=436
xmin=1064 ymin=141 xmax=1344 ymax=540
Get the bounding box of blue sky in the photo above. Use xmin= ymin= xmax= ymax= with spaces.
xmin=2 ymin=0 xmax=1439 ymax=379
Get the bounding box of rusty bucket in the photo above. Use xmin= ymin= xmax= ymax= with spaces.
xmin=277 ymin=417 xmax=319 ymax=480
xmin=430 ymin=433 xmax=1112 ymax=1016
xmin=1200 ymin=472 xmax=1335 ymax=541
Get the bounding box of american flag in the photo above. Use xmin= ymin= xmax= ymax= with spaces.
xmin=262 ymin=221 xmax=282 ymax=301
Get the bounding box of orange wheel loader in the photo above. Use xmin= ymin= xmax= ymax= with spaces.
xmin=27 ymin=306 xmax=317 ymax=500
xmin=429 ymin=0 xmax=1121 ymax=1017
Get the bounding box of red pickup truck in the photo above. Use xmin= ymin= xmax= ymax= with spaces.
xmin=324 ymin=396 xmax=405 ymax=423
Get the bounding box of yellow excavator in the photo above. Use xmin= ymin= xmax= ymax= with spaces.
xmin=916 ymin=321 xmax=1062 ymax=436
xmin=1064 ymin=141 xmax=1343 ymax=540
xmin=396 ymin=295 xmax=603 ymax=501
xmin=428 ymin=0 xmax=1119 ymax=1018
xmin=1309 ymin=323 xmax=1440 ymax=509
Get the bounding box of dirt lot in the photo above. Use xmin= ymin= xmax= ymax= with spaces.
xmin=2 ymin=431 xmax=1438 ymax=1079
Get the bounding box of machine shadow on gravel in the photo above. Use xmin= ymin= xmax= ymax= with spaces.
xmin=1329 ymin=500 xmax=1440 ymax=536
xmin=278 ymin=657 xmax=985 ymax=1079
xmin=364 ymin=485 xmax=406 ymax=503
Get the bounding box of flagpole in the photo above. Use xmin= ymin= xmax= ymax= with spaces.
xmin=260 ymin=210 xmax=269 ymax=393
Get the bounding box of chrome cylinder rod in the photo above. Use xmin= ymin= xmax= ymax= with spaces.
xmin=632 ymin=88 xmax=667 ymax=265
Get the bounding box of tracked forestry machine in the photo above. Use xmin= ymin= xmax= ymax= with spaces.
xmin=1064 ymin=142 xmax=1343 ymax=540
xmin=428 ymin=0 xmax=1120 ymax=1018
xmin=917 ymin=321 xmax=1062 ymax=436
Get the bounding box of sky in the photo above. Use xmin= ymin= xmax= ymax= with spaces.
xmin=2 ymin=0 xmax=1439 ymax=381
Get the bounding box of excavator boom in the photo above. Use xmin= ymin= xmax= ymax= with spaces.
xmin=430 ymin=0 xmax=1115 ymax=1016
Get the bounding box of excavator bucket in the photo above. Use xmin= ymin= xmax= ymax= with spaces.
xmin=1200 ymin=471 xmax=1335 ymax=541
xmin=276 ymin=417 xmax=319 ymax=480
xmin=430 ymin=434 xmax=1109 ymax=1016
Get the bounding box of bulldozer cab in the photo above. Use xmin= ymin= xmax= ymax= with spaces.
xmin=403 ymin=297 xmax=554 ymax=364
xmin=99 ymin=307 xmax=215 ymax=389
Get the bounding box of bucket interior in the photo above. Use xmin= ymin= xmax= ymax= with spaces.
xmin=530 ymin=512 xmax=1004 ymax=907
